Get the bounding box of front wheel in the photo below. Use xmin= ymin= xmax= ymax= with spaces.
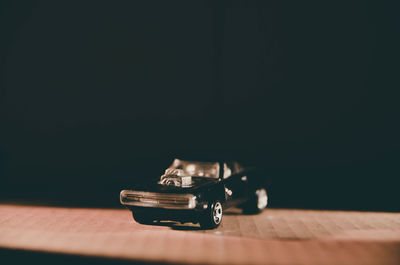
xmin=132 ymin=211 xmax=154 ymax=225
xmin=242 ymin=188 xmax=268 ymax=214
xmin=199 ymin=201 xmax=223 ymax=229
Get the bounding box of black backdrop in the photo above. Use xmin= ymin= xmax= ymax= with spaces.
xmin=1 ymin=1 xmax=399 ymax=211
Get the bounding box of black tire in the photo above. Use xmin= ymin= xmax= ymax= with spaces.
xmin=199 ymin=200 xmax=223 ymax=229
xmin=242 ymin=188 xmax=268 ymax=214
xmin=132 ymin=211 xmax=154 ymax=225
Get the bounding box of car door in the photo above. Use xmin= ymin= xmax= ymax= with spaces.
xmin=222 ymin=163 xmax=248 ymax=208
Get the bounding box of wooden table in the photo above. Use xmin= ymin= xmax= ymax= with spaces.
xmin=0 ymin=204 xmax=399 ymax=265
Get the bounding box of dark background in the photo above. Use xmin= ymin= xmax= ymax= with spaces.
xmin=1 ymin=1 xmax=399 ymax=211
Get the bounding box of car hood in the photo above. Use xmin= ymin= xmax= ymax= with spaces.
xmin=129 ymin=176 xmax=219 ymax=194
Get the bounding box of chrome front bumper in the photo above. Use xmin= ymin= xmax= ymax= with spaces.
xmin=120 ymin=190 xmax=197 ymax=210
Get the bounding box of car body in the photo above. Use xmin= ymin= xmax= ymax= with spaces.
xmin=120 ymin=158 xmax=268 ymax=229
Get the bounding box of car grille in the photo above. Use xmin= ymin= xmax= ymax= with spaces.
xmin=120 ymin=190 xmax=197 ymax=209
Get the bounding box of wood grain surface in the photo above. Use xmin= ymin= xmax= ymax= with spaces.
xmin=0 ymin=204 xmax=399 ymax=265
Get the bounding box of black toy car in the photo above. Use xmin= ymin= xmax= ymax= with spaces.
xmin=120 ymin=158 xmax=268 ymax=229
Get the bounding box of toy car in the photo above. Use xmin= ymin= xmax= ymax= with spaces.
xmin=120 ymin=158 xmax=268 ymax=229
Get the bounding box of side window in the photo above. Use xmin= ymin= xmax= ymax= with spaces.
xmin=231 ymin=162 xmax=244 ymax=174
xmin=223 ymin=163 xmax=232 ymax=179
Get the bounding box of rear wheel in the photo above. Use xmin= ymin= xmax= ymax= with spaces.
xmin=242 ymin=188 xmax=268 ymax=214
xmin=199 ymin=201 xmax=223 ymax=229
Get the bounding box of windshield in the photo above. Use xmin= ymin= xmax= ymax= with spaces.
xmin=167 ymin=159 xmax=220 ymax=179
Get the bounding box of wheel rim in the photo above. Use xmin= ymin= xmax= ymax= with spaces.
xmin=256 ymin=189 xmax=268 ymax=210
xmin=213 ymin=202 xmax=222 ymax=224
